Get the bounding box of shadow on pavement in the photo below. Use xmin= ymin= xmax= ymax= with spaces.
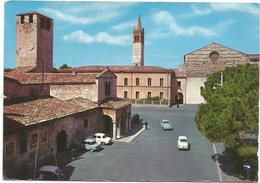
xmin=211 ymin=151 xmax=246 ymax=180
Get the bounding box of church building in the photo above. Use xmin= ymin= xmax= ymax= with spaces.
xmin=175 ymin=42 xmax=259 ymax=104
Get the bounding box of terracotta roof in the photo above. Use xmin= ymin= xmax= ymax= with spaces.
xmin=4 ymin=68 xmax=97 ymax=84
xmin=4 ymin=97 xmax=98 ymax=125
xmin=60 ymin=66 xmax=173 ymax=73
xmin=248 ymin=54 xmax=259 ymax=60
xmin=99 ymin=97 xmax=132 ymax=109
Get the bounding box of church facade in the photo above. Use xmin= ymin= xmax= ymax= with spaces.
xmin=176 ymin=42 xmax=259 ymax=104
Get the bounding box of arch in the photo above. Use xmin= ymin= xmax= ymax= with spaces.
xmin=104 ymin=115 xmax=113 ymax=137
xmin=177 ymin=92 xmax=183 ymax=104
xmin=56 ymin=130 xmax=67 ymax=154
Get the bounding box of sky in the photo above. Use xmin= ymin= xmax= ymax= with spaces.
xmin=3 ymin=1 xmax=260 ymax=70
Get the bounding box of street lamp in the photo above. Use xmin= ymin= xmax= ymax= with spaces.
xmin=213 ymin=72 xmax=223 ymax=90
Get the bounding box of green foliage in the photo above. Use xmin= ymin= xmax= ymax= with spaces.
xmin=196 ymin=64 xmax=259 ymax=180
xmin=53 ymin=68 xmax=59 ymax=73
xmin=59 ymin=64 xmax=71 ymax=69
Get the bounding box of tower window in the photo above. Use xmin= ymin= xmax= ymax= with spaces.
xmin=29 ymin=14 xmax=33 ymax=23
xmin=21 ymin=15 xmax=25 ymax=24
xmin=40 ymin=17 xmax=45 ymax=29
xmin=46 ymin=19 xmax=51 ymax=30
xmin=137 ymin=36 xmax=140 ymax=42
xmin=105 ymin=81 xmax=111 ymax=96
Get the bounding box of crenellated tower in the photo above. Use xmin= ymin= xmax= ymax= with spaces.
xmin=133 ymin=15 xmax=144 ymax=66
xmin=16 ymin=11 xmax=53 ymax=73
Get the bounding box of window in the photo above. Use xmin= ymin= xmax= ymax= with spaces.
xmin=124 ymin=78 xmax=128 ymax=86
xmin=105 ymin=81 xmax=111 ymax=96
xmin=160 ymin=78 xmax=164 ymax=86
xmin=137 ymin=36 xmax=140 ymax=42
xmin=29 ymin=14 xmax=33 ymax=23
xmin=136 ymin=91 xmax=139 ymax=99
xmin=40 ymin=129 xmax=48 ymax=145
xmin=30 ymin=132 xmax=38 ymax=149
xmin=160 ymin=92 xmax=164 ymax=100
xmin=5 ymin=141 xmax=15 ymax=157
xmin=46 ymin=19 xmax=51 ymax=30
xmin=136 ymin=78 xmax=140 ymax=86
xmin=147 ymin=92 xmax=152 ymax=99
xmin=84 ymin=120 xmax=88 ymax=128
xmin=40 ymin=17 xmax=45 ymax=29
xmin=148 ymin=78 xmax=152 ymax=86
xmin=124 ymin=91 xmax=128 ymax=99
xmin=21 ymin=15 xmax=25 ymax=24
xmin=20 ymin=139 xmax=27 ymax=154
xmin=178 ymin=81 xmax=181 ymax=89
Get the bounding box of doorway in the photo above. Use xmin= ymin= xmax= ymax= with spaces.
xmin=56 ymin=130 xmax=67 ymax=154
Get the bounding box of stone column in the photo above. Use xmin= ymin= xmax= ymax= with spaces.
xmin=112 ymin=121 xmax=117 ymax=140
xmin=116 ymin=121 xmax=121 ymax=139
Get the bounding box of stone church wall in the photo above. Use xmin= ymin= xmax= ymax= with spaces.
xmin=186 ymin=77 xmax=207 ymax=104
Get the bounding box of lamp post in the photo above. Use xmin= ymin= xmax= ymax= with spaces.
xmin=213 ymin=72 xmax=223 ymax=90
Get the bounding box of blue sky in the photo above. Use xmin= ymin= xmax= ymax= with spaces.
xmin=3 ymin=1 xmax=260 ymax=69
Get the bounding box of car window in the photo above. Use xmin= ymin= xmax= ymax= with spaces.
xmin=103 ymin=135 xmax=106 ymax=138
xmin=180 ymin=139 xmax=187 ymax=142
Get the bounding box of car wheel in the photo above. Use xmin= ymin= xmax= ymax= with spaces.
xmin=101 ymin=142 xmax=105 ymax=146
xmin=90 ymin=149 xmax=94 ymax=152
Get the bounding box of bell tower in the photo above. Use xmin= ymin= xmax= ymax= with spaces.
xmin=133 ymin=15 xmax=144 ymax=66
xmin=16 ymin=11 xmax=53 ymax=73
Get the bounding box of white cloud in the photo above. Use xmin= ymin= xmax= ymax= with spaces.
xmin=63 ymin=30 xmax=132 ymax=45
xmin=69 ymin=2 xmax=137 ymax=13
xmin=40 ymin=8 xmax=119 ymax=24
xmin=182 ymin=4 xmax=212 ymax=18
xmin=211 ymin=3 xmax=260 ymax=16
xmin=111 ymin=20 xmax=136 ymax=31
xmin=152 ymin=11 xmax=217 ymax=37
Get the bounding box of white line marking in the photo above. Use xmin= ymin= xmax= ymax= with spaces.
xmin=212 ymin=143 xmax=223 ymax=182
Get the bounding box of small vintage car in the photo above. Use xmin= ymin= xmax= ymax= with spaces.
xmin=37 ymin=165 xmax=66 ymax=180
xmin=177 ymin=136 xmax=190 ymax=150
xmin=160 ymin=120 xmax=173 ymax=130
xmin=94 ymin=133 xmax=112 ymax=145
xmin=73 ymin=138 xmax=102 ymax=152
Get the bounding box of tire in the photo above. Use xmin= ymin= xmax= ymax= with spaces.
xmin=101 ymin=142 xmax=105 ymax=146
xmin=90 ymin=148 xmax=94 ymax=152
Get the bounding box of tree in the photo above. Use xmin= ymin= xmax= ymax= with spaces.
xmin=59 ymin=64 xmax=71 ymax=70
xmin=196 ymin=64 xmax=259 ymax=180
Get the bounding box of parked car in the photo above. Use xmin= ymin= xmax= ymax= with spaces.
xmin=160 ymin=120 xmax=173 ymax=130
xmin=73 ymin=138 xmax=102 ymax=152
xmin=177 ymin=136 xmax=190 ymax=150
xmin=94 ymin=133 xmax=112 ymax=145
xmin=37 ymin=165 xmax=66 ymax=180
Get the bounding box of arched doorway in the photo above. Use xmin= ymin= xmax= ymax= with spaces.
xmin=104 ymin=115 xmax=112 ymax=137
xmin=177 ymin=92 xmax=183 ymax=104
xmin=57 ymin=130 xmax=67 ymax=154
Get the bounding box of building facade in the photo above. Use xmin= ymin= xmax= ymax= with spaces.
xmin=176 ymin=42 xmax=259 ymax=104
xmin=3 ymin=11 xmax=132 ymax=179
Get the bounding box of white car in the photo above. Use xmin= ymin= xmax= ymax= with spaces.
xmin=177 ymin=136 xmax=190 ymax=150
xmin=94 ymin=133 xmax=112 ymax=145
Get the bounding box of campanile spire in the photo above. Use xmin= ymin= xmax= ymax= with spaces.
xmin=133 ymin=15 xmax=144 ymax=66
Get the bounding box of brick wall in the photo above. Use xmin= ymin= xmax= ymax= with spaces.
xmin=4 ymin=78 xmax=50 ymax=99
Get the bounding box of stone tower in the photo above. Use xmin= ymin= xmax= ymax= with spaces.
xmin=133 ymin=15 xmax=144 ymax=66
xmin=16 ymin=11 xmax=53 ymax=73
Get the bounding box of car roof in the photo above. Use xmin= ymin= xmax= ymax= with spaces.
xmin=95 ymin=133 xmax=105 ymax=136
xmin=178 ymin=136 xmax=187 ymax=140
xmin=39 ymin=166 xmax=59 ymax=173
